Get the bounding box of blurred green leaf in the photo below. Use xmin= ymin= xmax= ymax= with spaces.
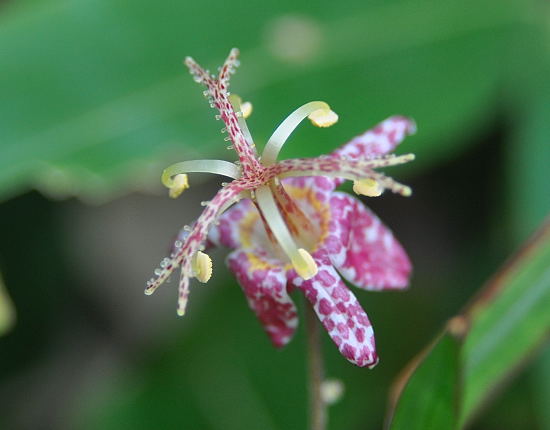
xmin=533 ymin=346 xmax=550 ymax=430
xmin=386 ymin=217 xmax=550 ymax=429
xmin=509 ymin=100 xmax=550 ymax=247
xmin=0 ymin=0 xmax=530 ymax=201
xmin=504 ymin=22 xmax=550 ymax=242
xmin=0 ymin=274 xmax=16 ymax=335
xmin=461 ymin=220 xmax=550 ymax=424
xmin=73 ymin=273 xmax=306 ymax=430
xmin=387 ymin=333 xmax=461 ymax=430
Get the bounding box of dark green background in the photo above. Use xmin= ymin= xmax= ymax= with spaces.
xmin=0 ymin=0 xmax=549 ymax=428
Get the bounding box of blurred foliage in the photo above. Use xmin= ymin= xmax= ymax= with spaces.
xmin=534 ymin=346 xmax=550 ymax=430
xmin=0 ymin=0 xmax=541 ymax=202
xmin=0 ymin=0 xmax=549 ymax=429
xmin=0 ymin=274 xmax=16 ymax=336
xmin=388 ymin=333 xmax=461 ymax=429
xmin=387 ymin=218 xmax=550 ymax=429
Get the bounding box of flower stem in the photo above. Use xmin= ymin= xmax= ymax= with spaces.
xmin=305 ymin=302 xmax=327 ymax=430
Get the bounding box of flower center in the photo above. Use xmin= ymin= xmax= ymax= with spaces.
xmin=270 ymin=179 xmax=320 ymax=250
xmin=251 ymin=177 xmax=330 ymax=270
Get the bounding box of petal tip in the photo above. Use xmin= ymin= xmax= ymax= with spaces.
xmin=366 ymin=355 xmax=380 ymax=369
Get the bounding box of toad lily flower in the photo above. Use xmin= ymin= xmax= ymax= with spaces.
xmin=145 ymin=48 xmax=415 ymax=367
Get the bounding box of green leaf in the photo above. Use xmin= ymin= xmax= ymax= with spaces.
xmin=72 ymin=273 xmax=306 ymax=430
xmin=533 ymin=346 xmax=550 ymax=430
xmin=0 ymin=274 xmax=16 ymax=336
xmin=0 ymin=0 xmax=528 ymax=201
xmin=387 ymin=217 xmax=550 ymax=429
xmin=504 ymin=24 xmax=550 ymax=242
xmin=460 ymin=218 xmax=550 ymax=425
xmin=387 ymin=332 xmax=461 ymax=430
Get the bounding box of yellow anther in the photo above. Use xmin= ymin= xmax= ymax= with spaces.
xmin=292 ymin=248 xmax=318 ymax=280
xmin=169 ymin=173 xmax=189 ymax=199
xmin=241 ymin=101 xmax=253 ymax=119
xmin=192 ymin=251 xmax=213 ymax=283
xmin=401 ymin=186 xmax=412 ymax=197
xmin=308 ymin=108 xmax=338 ymax=128
xmin=177 ymin=308 xmax=186 ymax=317
xmin=353 ymin=178 xmax=383 ymax=197
xmin=229 ymin=94 xmax=252 ymax=118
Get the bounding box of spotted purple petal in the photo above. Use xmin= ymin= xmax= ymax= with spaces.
xmin=227 ymin=249 xmax=298 ymax=348
xmin=334 ymin=116 xmax=416 ymax=159
xmin=209 ymin=199 xmax=257 ymax=249
xmin=291 ymin=251 xmax=378 ymax=368
xmin=330 ymin=192 xmax=411 ymax=290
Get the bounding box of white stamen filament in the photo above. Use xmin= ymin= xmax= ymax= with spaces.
xmin=229 ymin=94 xmax=255 ymax=148
xmin=262 ymin=101 xmax=337 ymax=166
xmin=255 ymin=185 xmax=318 ymax=280
xmin=162 ymin=159 xmax=241 ymax=190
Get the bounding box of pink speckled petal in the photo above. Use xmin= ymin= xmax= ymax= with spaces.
xmin=331 ymin=116 xmax=416 ymax=186
xmin=227 ymin=249 xmax=298 ymax=347
xmin=290 ymin=253 xmax=378 ymax=368
xmin=279 ymin=176 xmax=346 ymax=267
xmin=330 ymin=192 xmax=411 ymax=290
xmin=334 ymin=116 xmax=416 ymax=159
xmin=282 ymin=175 xmax=336 ymax=197
xmin=209 ymin=199 xmax=256 ymax=248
